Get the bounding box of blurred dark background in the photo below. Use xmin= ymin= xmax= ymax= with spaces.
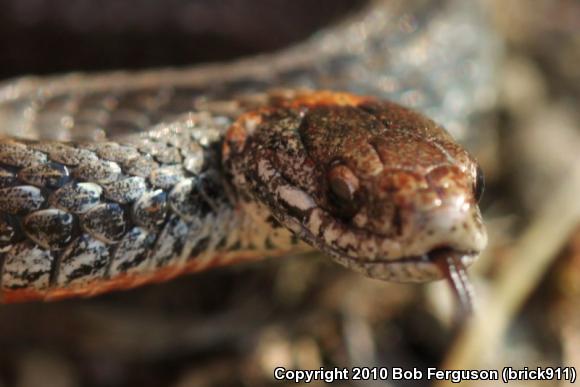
xmin=0 ymin=0 xmax=363 ymax=78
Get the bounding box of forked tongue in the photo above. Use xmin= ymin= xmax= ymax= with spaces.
xmin=433 ymin=250 xmax=476 ymax=318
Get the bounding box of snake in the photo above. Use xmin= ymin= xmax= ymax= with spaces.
xmin=0 ymin=0 xmax=493 ymax=307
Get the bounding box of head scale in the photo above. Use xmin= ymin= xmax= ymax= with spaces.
xmin=224 ymin=91 xmax=487 ymax=283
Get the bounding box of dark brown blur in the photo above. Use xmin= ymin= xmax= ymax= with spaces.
xmin=0 ymin=0 xmax=363 ymax=78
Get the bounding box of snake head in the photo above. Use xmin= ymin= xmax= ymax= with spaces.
xmin=224 ymin=91 xmax=487 ymax=283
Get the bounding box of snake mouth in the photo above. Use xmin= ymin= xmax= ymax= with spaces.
xmin=345 ymin=247 xmax=478 ymax=266
xmin=328 ymin=244 xmax=479 ymax=284
xmin=426 ymin=247 xmax=478 ymax=263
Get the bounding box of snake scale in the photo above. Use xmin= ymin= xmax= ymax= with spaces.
xmin=0 ymin=0 xmax=495 ymax=305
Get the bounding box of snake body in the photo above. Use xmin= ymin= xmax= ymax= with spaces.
xmin=0 ymin=0 xmax=493 ymax=303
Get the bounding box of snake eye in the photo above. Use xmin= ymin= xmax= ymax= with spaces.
xmin=474 ymin=164 xmax=485 ymax=203
xmin=328 ymin=164 xmax=359 ymax=204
